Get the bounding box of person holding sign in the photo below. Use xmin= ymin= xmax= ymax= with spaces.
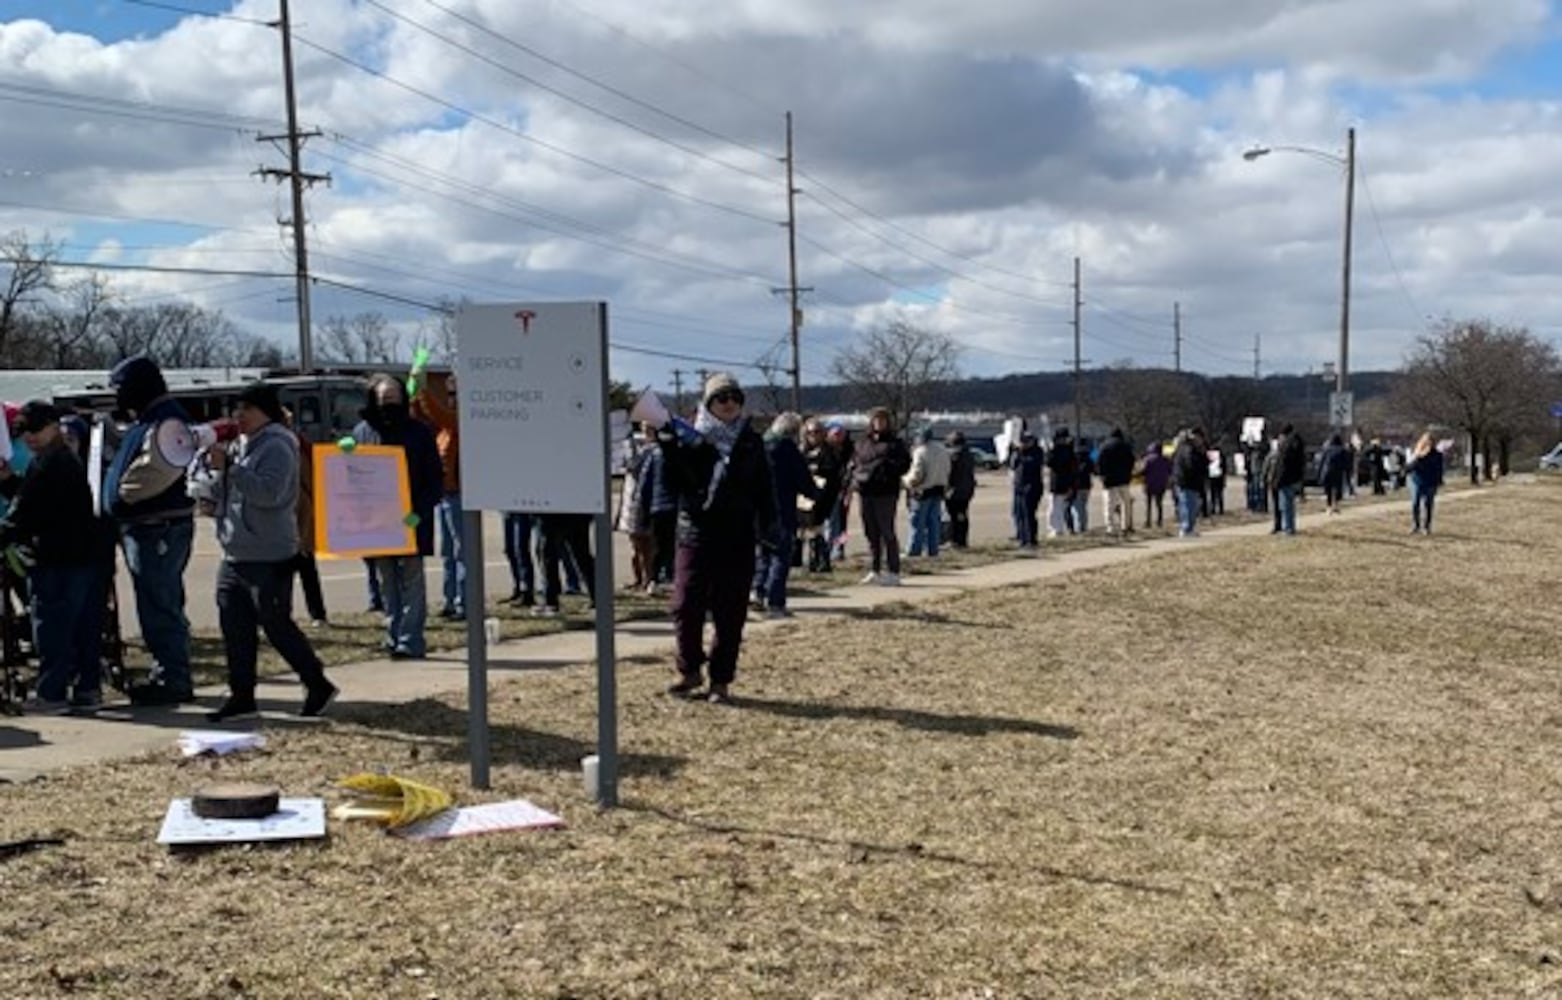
xmin=659 ymin=373 xmax=775 ymax=704
xmin=352 ymin=374 xmax=445 ymax=660
xmin=204 ymin=383 xmax=337 ymax=722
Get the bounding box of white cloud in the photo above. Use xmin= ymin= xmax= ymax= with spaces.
xmin=0 ymin=0 xmax=1560 ymax=391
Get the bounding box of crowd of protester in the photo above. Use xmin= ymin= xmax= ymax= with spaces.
xmin=0 ymin=359 xmax=1454 ymax=713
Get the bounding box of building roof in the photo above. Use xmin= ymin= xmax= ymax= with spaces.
xmin=0 ymin=368 xmax=269 ymax=405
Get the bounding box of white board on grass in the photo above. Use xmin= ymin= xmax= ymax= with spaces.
xmin=157 ymin=798 xmax=326 ymax=846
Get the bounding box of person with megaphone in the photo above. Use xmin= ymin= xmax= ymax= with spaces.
xmin=638 ymin=373 xmax=775 ymax=705
xmin=102 ymin=356 xmax=199 ymax=706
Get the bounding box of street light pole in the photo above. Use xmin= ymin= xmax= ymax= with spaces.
xmin=1243 ymin=127 xmax=1357 ymax=412
xmin=1337 ymin=126 xmax=1355 ymax=398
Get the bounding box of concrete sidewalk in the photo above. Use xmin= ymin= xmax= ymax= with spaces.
xmin=0 ymin=485 xmax=1486 ymax=782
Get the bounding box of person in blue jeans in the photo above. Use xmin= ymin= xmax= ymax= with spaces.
xmin=1407 ymin=433 xmax=1444 ymax=534
xmin=753 ymin=413 xmax=818 ymax=618
xmin=903 ymin=426 xmax=950 ymax=558
xmin=1009 ymin=433 xmax=1045 ymax=548
xmin=1274 ymin=424 xmax=1307 ymax=535
xmin=0 ymin=402 xmax=104 ymax=714
xmin=1171 ymin=428 xmax=1207 ymax=538
xmin=502 ymin=512 xmax=536 ymax=606
xmin=102 ymin=356 xmax=197 ymax=706
xmin=353 ymin=374 xmax=444 ymax=659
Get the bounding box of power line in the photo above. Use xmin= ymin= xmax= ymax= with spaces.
xmin=802 ymin=190 xmax=1071 ymax=311
xmin=1 ymin=258 xmax=290 ymax=280
xmin=1357 ymin=162 xmax=1424 ymax=324
xmin=0 ymin=83 xmax=280 ymax=135
xmin=291 ymin=34 xmax=778 ymax=227
xmin=797 ymin=168 xmax=1075 ymax=289
xmin=312 ymin=140 xmax=781 ymax=287
xmin=386 ymin=0 xmax=780 ymax=173
xmin=118 ymin=0 xmax=271 ymax=27
xmin=796 ymin=233 xmax=1058 ymax=329
xmin=548 ymin=0 xmax=781 ymax=119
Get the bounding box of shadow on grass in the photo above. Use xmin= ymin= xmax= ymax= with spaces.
xmin=733 ymin=694 xmax=1078 ymax=740
xmin=332 ymin=697 xmax=688 ymax=778
xmin=831 ymin=603 xmax=1015 ymax=631
xmin=633 ymin=804 xmax=1176 ymax=896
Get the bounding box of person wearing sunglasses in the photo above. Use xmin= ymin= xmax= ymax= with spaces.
xmin=658 ymin=373 xmax=775 ymax=704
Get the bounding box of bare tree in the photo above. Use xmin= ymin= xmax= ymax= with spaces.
xmin=1086 ymin=366 xmax=1197 ymax=446
xmin=829 ymin=320 xmax=962 ymax=431
xmin=37 ymin=272 xmax=116 ymax=368
xmin=319 ymin=311 xmax=402 ymax=364
xmin=0 ymin=231 xmax=59 ymax=361
xmin=1396 ymin=319 xmax=1559 ymax=483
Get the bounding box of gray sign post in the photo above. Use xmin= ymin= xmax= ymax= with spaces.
xmin=455 ymin=302 xmax=616 ymax=803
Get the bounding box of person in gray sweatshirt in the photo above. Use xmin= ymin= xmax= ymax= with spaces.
xmin=203 ymin=382 xmax=337 ymax=722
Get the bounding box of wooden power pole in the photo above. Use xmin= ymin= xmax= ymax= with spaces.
xmin=257 ymin=0 xmax=330 ymax=372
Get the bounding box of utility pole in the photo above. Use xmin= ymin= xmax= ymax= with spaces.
xmin=257 ymin=0 xmax=330 ymax=373
xmin=1173 ymin=301 xmax=1182 ymax=374
xmin=1338 ymin=125 xmax=1356 ymax=398
xmin=1072 ymin=256 xmax=1083 ymax=436
xmin=775 ymin=111 xmax=811 ymax=412
xmin=1252 ymin=334 xmax=1262 ymax=382
xmin=670 ymin=368 xmax=684 ymax=417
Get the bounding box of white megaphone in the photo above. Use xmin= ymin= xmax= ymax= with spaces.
xmin=156 ymin=420 xmax=232 ymax=467
xmin=630 ymin=388 xmax=700 ymax=445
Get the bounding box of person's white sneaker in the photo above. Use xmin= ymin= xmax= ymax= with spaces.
xmin=860 ymin=571 xmax=879 ymax=585
xmin=878 ymin=572 xmax=901 ymax=586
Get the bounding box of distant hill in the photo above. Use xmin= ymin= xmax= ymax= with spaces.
xmin=795 ymin=368 xmax=1401 ymax=421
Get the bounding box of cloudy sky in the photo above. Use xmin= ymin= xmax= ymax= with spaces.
xmin=1 ymin=0 xmax=1559 ymax=392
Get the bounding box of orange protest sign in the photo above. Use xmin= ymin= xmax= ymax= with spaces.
xmin=312 ymin=443 xmax=417 ymax=559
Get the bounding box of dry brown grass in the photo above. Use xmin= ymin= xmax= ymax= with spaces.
xmin=3 ymin=480 xmax=1561 ymax=998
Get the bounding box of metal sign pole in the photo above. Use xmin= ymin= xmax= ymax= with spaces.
xmin=463 ymin=510 xmax=490 ymax=790
xmin=593 ymin=304 xmax=619 ymax=808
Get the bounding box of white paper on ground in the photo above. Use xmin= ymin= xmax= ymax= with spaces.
xmin=157 ymin=797 xmax=326 ymax=846
xmin=394 ymin=799 xmax=566 ymax=841
xmin=177 ymin=730 xmax=266 ymax=757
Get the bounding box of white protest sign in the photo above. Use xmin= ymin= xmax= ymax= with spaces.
xmin=457 ymin=303 xmax=609 ymax=514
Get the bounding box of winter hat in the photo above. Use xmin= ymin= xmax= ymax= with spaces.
xmin=109 ymin=356 xmax=169 ymax=416
xmin=12 ymin=400 xmax=61 ymax=435
xmin=702 ymin=371 xmax=743 ymax=406
xmin=236 ymin=381 xmax=286 ymax=424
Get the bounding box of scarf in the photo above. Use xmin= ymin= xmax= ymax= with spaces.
xmin=693 ymin=404 xmax=744 ymax=510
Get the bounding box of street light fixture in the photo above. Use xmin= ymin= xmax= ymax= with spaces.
xmin=1243 ymin=127 xmax=1357 ymax=422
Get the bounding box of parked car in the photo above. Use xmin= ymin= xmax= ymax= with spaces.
xmin=968 ymin=446 xmax=1002 ymax=470
xmin=1539 ymin=443 xmax=1562 ymax=471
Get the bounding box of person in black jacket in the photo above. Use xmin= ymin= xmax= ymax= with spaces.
xmin=847 ymin=408 xmax=912 ymax=585
xmin=661 ymin=373 xmax=775 ymax=704
xmin=802 ymin=419 xmax=844 ymax=571
xmin=1009 ymin=432 xmax=1045 ymax=548
xmin=1275 ymin=424 xmax=1307 ymax=535
xmin=944 ymin=431 xmax=977 ymax=549
xmin=1318 ymin=433 xmax=1350 ymax=515
xmin=1045 ymin=429 xmax=1076 ymax=537
xmin=1096 ymin=427 xmax=1135 ymax=537
xmin=352 ymin=373 xmax=445 ymax=659
xmin=1172 ymin=428 xmax=1208 ymax=538
xmin=0 ymin=402 xmax=104 ymax=713
xmin=752 ymin=412 xmax=818 ymax=618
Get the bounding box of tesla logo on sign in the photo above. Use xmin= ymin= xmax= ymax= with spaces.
xmin=514 ymin=310 xmax=536 ymax=335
